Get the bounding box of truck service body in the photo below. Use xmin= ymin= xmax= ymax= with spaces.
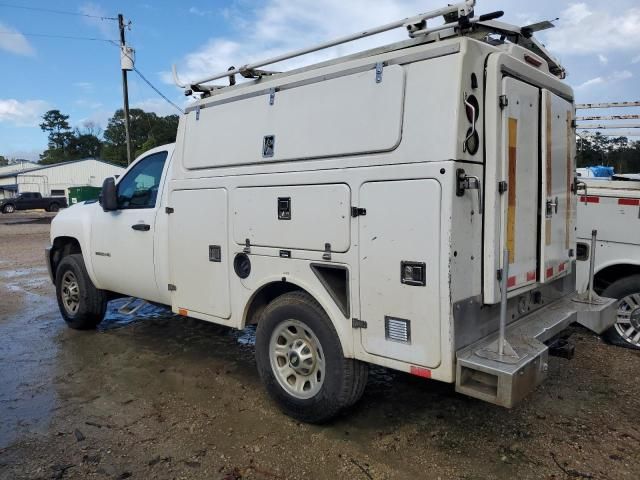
xmin=576 ymin=178 xmax=640 ymax=349
xmin=47 ymin=2 xmax=616 ymax=421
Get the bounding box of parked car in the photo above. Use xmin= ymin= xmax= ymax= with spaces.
xmin=0 ymin=192 xmax=68 ymax=214
xmin=576 ymin=176 xmax=640 ymax=350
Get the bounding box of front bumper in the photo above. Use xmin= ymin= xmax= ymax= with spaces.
xmin=45 ymin=245 xmax=54 ymax=283
xmin=455 ymin=293 xmax=617 ymax=408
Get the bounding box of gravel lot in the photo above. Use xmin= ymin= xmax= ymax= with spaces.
xmin=0 ymin=211 xmax=639 ymax=479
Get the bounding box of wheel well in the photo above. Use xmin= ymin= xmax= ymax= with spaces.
xmin=51 ymin=237 xmax=82 ymax=281
xmin=243 ymin=281 xmax=303 ymax=327
xmin=594 ymin=264 xmax=640 ymax=294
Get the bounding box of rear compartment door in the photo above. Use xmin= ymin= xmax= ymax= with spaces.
xmin=540 ymin=90 xmax=574 ymax=282
xmin=169 ymin=188 xmax=231 ymax=319
xmin=358 ymin=179 xmax=441 ymax=368
xmin=500 ymin=78 xmax=540 ymax=292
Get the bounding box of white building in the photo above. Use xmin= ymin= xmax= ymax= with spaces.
xmin=0 ymin=159 xmax=125 ymax=199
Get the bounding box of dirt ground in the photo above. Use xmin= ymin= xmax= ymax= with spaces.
xmin=0 ymin=211 xmax=639 ymax=480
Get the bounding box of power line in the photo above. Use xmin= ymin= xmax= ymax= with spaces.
xmin=0 ymin=30 xmax=118 ymax=43
xmin=133 ymin=67 xmax=185 ymax=114
xmin=0 ymin=2 xmax=118 ymax=20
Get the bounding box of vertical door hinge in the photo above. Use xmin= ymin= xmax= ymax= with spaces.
xmin=352 ymin=318 xmax=368 ymax=329
xmin=165 ymin=206 xmax=174 ymax=214
xmin=351 ymin=206 xmax=367 ymax=217
xmin=499 ymin=95 xmax=509 ymax=110
xmin=243 ymin=238 xmax=251 ymax=254
xmin=195 ymin=105 xmax=201 ymax=121
xmin=322 ymin=243 xmax=332 ymax=261
xmin=168 ymin=284 xmax=177 ymax=291
xmin=268 ymin=88 xmax=276 ymax=105
xmin=498 ymin=181 xmax=508 ymax=195
xmin=375 ymin=62 xmax=384 ymax=83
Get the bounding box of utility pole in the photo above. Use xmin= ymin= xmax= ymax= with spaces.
xmin=118 ymin=14 xmax=132 ymax=165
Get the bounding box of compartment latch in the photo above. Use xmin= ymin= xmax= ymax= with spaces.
xmin=456 ymin=168 xmax=483 ymax=214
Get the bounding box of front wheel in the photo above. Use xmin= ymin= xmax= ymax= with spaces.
xmin=55 ymin=254 xmax=107 ymax=329
xmin=255 ymin=292 xmax=368 ymax=423
xmin=2 ymin=204 xmax=15 ymax=214
xmin=602 ymin=275 xmax=640 ymax=350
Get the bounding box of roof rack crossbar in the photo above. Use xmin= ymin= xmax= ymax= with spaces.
xmin=173 ymin=0 xmax=476 ymax=90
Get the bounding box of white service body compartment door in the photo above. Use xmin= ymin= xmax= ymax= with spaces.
xmin=233 ymin=184 xmax=351 ymax=252
xmin=540 ymin=90 xmax=574 ymax=282
xmin=502 ymin=78 xmax=540 ymax=291
xmin=359 ymin=179 xmax=441 ymax=368
xmin=182 ymin=65 xmax=405 ymax=168
xmin=169 ymin=188 xmax=231 ymax=319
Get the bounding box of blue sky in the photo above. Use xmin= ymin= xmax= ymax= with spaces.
xmin=1 ymin=0 xmax=639 ymax=161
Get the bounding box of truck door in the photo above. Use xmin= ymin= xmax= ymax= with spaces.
xmin=91 ymin=150 xmax=169 ymax=303
xmin=484 ymin=77 xmax=540 ymax=303
xmin=168 ymin=188 xmax=231 ymax=319
xmin=540 ymin=90 xmax=574 ymax=282
xmin=358 ymin=179 xmax=441 ymax=368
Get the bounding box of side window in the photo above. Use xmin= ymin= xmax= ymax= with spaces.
xmin=116 ymin=151 xmax=168 ymax=209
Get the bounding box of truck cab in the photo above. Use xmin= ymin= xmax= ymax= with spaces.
xmin=46 ymin=1 xmax=617 ymax=423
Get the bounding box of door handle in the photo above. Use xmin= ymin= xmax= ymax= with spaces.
xmin=131 ymin=223 xmax=150 ymax=231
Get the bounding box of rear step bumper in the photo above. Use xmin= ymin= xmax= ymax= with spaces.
xmin=455 ymin=294 xmax=617 ymax=408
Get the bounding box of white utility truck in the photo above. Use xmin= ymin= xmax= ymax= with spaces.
xmin=576 ymin=177 xmax=640 ymax=350
xmin=47 ymin=1 xmax=616 ymax=422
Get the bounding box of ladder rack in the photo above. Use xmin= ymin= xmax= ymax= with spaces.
xmin=576 ymin=101 xmax=640 ymax=137
xmin=172 ymin=0 xmax=566 ymax=94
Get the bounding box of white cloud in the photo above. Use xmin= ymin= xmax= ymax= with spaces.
xmin=545 ymin=4 xmax=640 ymax=55
xmin=133 ymin=98 xmax=183 ymax=117
xmin=597 ymin=54 xmax=608 ymax=65
xmin=73 ymin=82 xmax=94 ymax=91
xmin=0 ymin=21 xmax=35 ymax=56
xmin=79 ymin=3 xmax=115 ymax=38
xmin=0 ymin=99 xmax=50 ymax=127
xmin=575 ymin=70 xmax=633 ymax=90
xmin=168 ymin=0 xmax=428 ymax=85
xmin=632 ymin=54 xmax=640 ymax=64
xmin=189 ymin=7 xmax=212 ymax=17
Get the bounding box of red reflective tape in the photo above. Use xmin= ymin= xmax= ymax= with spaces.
xmin=618 ymin=198 xmax=640 ymax=206
xmin=526 ymin=271 xmax=537 ymax=281
xmin=546 ymin=266 xmax=554 ymax=278
xmin=178 ymin=308 xmax=188 ymax=316
xmin=558 ymin=263 xmax=565 ymax=272
xmin=507 ymin=276 xmax=517 ymax=287
xmin=580 ymin=196 xmax=600 ymax=203
xmin=410 ymin=366 xmax=431 ymax=379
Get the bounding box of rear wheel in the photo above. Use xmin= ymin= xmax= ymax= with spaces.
xmin=55 ymin=254 xmax=107 ymax=329
xmin=48 ymin=203 xmax=60 ymax=212
xmin=255 ymin=292 xmax=368 ymax=423
xmin=602 ymin=275 xmax=640 ymax=350
xmin=2 ymin=204 xmax=15 ymax=214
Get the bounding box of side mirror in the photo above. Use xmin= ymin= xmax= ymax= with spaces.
xmin=100 ymin=177 xmax=118 ymax=212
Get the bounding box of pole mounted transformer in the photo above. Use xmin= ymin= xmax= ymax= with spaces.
xmin=118 ymin=13 xmax=133 ymax=165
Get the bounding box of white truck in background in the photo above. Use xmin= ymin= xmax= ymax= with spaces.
xmin=45 ymin=1 xmax=616 ymax=423
xmin=577 ymin=178 xmax=640 ymax=350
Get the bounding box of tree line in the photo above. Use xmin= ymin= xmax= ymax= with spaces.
xmin=576 ymin=133 xmax=640 ymax=173
xmin=38 ymin=109 xmax=179 ymax=166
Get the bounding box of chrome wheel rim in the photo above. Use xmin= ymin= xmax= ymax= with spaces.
xmin=269 ymin=319 xmax=325 ymax=399
xmin=613 ymin=293 xmax=640 ymax=347
xmin=61 ymin=271 xmax=80 ymax=316
xmin=5 ymin=205 xmax=14 ymax=213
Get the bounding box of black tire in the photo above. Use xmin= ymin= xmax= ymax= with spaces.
xmin=602 ymin=275 xmax=640 ymax=350
xmin=255 ymin=291 xmax=368 ymax=423
xmin=55 ymin=254 xmax=107 ymax=329
xmin=48 ymin=203 xmax=60 ymax=212
xmin=2 ymin=203 xmax=15 ymax=214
